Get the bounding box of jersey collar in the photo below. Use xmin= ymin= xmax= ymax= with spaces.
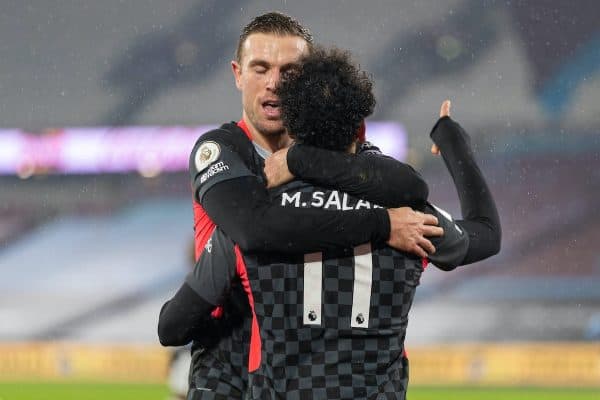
xmin=237 ymin=119 xmax=253 ymax=141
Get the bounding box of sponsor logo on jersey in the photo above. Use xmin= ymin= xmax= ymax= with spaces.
xmin=195 ymin=141 xmax=221 ymax=172
xmin=200 ymin=161 xmax=230 ymax=184
xmin=281 ymin=190 xmax=382 ymax=210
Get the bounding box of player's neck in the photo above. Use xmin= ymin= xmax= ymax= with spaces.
xmin=259 ymin=134 xmax=293 ymax=153
xmin=245 ymin=121 xmax=292 ymax=152
xmin=348 ymin=140 xmax=358 ymax=154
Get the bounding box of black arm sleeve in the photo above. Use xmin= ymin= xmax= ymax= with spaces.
xmin=422 ymin=203 xmax=470 ymax=270
xmin=158 ymin=228 xmax=248 ymax=347
xmin=158 ymin=283 xmax=218 ymax=347
xmin=287 ymin=143 xmax=428 ymax=207
xmin=158 ymin=283 xmax=249 ymax=347
xmin=202 ymin=177 xmax=390 ymax=253
xmin=191 ymin=127 xmax=390 ymax=254
xmin=429 ymin=117 xmax=501 ymax=265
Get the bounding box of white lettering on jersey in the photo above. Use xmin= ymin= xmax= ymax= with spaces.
xmin=281 ymin=192 xmax=301 ymax=207
xmin=311 ymin=192 xmax=325 ymax=207
xmin=355 ymin=198 xmax=371 ymax=210
xmin=323 ymin=191 xmax=342 ymax=209
xmin=200 ymin=161 xmax=230 ymax=184
xmin=341 ymin=193 xmax=354 ymax=211
xmin=280 ymin=190 xmax=383 ymax=210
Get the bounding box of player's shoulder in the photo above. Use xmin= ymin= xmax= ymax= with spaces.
xmin=189 ymin=121 xmax=256 ymax=172
xmin=193 ymin=121 xmax=251 ymax=150
xmin=189 ymin=122 xmax=259 ymax=197
xmin=357 ymin=140 xmax=381 ymax=154
xmin=357 ymin=141 xmax=398 ymax=163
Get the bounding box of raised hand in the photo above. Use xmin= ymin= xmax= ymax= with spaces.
xmin=431 ymin=99 xmax=451 ymax=156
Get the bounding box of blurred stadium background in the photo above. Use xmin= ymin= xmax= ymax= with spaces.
xmin=0 ymin=0 xmax=599 ymax=398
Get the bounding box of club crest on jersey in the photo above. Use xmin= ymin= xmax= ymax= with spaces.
xmin=195 ymin=141 xmax=220 ymax=172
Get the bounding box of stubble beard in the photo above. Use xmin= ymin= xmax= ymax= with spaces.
xmin=250 ymin=113 xmax=286 ymax=138
xmin=258 ymin=123 xmax=285 ymax=138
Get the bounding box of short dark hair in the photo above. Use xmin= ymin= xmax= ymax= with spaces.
xmin=236 ymin=12 xmax=313 ymax=63
xmin=276 ymin=46 xmax=376 ymax=152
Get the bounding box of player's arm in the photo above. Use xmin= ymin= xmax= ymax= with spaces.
xmin=425 ymin=113 xmax=501 ymax=269
xmin=275 ymin=140 xmax=473 ymax=268
xmin=157 ymin=285 xmax=218 ymax=346
xmin=158 ymin=229 xmax=238 ymax=346
xmin=284 ymin=143 xmax=429 ymax=207
xmin=193 ymin=127 xmax=393 ymax=254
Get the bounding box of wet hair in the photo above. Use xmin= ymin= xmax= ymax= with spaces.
xmin=236 ymin=12 xmax=313 ymax=63
xmin=276 ymin=46 xmax=375 ymax=152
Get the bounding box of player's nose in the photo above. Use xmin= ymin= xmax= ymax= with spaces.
xmin=265 ymin=70 xmax=281 ymax=91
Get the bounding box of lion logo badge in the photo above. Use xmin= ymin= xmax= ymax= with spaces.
xmin=194 ymin=141 xmax=220 ymax=172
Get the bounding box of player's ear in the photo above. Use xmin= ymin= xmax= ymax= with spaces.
xmin=232 ymin=61 xmax=243 ymax=90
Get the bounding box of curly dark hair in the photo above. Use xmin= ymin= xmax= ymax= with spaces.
xmin=276 ymin=46 xmax=375 ymax=152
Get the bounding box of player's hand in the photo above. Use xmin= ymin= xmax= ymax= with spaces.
xmin=431 ymin=99 xmax=451 ymax=156
xmin=264 ymin=147 xmax=294 ymax=188
xmin=386 ymin=207 xmax=444 ymax=258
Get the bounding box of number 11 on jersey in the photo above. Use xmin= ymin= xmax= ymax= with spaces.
xmin=302 ymin=244 xmax=373 ymax=329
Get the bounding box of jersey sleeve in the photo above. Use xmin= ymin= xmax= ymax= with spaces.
xmin=427 ymin=116 xmax=501 ymax=267
xmin=158 ymin=228 xmax=239 ymax=347
xmin=186 ymin=227 xmax=238 ymax=306
xmin=286 ymin=143 xmax=428 ymax=207
xmin=423 ymin=203 xmax=470 ymax=270
xmin=190 ymin=129 xmax=255 ymax=203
